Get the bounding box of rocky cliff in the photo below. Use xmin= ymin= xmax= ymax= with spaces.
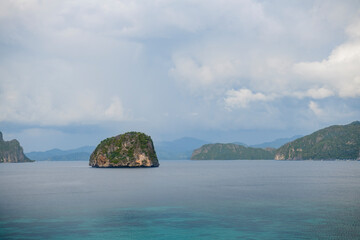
xmin=275 ymin=121 xmax=360 ymax=160
xmin=191 ymin=143 xmax=275 ymax=160
xmin=0 ymin=132 xmax=33 ymax=163
xmin=89 ymin=132 xmax=159 ymax=168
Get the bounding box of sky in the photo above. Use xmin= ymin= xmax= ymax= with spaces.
xmin=0 ymin=0 xmax=360 ymax=152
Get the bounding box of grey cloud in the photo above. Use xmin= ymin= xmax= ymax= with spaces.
xmin=0 ymin=0 xmax=359 ymax=151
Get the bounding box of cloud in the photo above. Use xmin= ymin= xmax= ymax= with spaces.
xmin=309 ymin=101 xmax=324 ymax=117
xmin=0 ymin=88 xmax=128 ymax=125
xmin=293 ymin=18 xmax=360 ymax=98
xmin=224 ymin=88 xmax=275 ymax=109
xmin=292 ymin=87 xmax=335 ymax=99
xmin=171 ymin=13 xmax=360 ymax=118
xmin=0 ymin=58 xmax=129 ymax=125
xmin=305 ymin=88 xmax=335 ymax=99
xmin=0 ymin=0 xmax=360 ymax=151
xmin=169 ymin=54 xmax=242 ymax=96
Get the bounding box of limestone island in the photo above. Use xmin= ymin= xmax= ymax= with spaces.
xmin=89 ymin=132 xmax=159 ymax=168
xmin=0 ymin=131 xmax=33 ymax=163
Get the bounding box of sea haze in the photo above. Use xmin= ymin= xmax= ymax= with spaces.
xmin=0 ymin=160 xmax=359 ymax=239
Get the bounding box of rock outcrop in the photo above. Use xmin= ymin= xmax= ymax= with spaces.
xmin=89 ymin=132 xmax=159 ymax=168
xmin=0 ymin=132 xmax=33 ymax=163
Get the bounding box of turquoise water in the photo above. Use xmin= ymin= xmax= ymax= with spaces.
xmin=0 ymin=160 xmax=359 ymax=239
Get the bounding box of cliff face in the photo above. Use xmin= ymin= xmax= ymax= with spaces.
xmin=275 ymin=121 xmax=360 ymax=160
xmin=191 ymin=143 xmax=275 ymax=160
xmin=0 ymin=132 xmax=33 ymax=163
xmin=89 ymin=132 xmax=159 ymax=168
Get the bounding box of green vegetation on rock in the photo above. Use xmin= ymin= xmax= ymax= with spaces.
xmin=0 ymin=132 xmax=33 ymax=163
xmin=191 ymin=143 xmax=275 ymax=160
xmin=90 ymin=132 xmax=159 ymax=168
xmin=275 ymin=121 xmax=360 ymax=160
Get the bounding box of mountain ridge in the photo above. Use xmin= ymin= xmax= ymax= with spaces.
xmin=26 ymin=146 xmax=95 ymax=161
xmin=191 ymin=121 xmax=359 ymax=160
xmin=275 ymin=121 xmax=360 ymax=160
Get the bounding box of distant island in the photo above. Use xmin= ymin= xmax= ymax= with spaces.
xmin=192 ymin=121 xmax=360 ymax=160
xmin=0 ymin=131 xmax=33 ymax=163
xmin=89 ymin=132 xmax=159 ymax=168
xmin=275 ymin=121 xmax=360 ymax=160
xmin=191 ymin=144 xmax=275 ymax=160
xmin=10 ymin=121 xmax=360 ymax=162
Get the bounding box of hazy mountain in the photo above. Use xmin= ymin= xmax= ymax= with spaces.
xmin=275 ymin=121 xmax=360 ymax=160
xmin=27 ymin=121 xmax=360 ymax=162
xmin=191 ymin=143 xmax=275 ymax=160
xmin=25 ymin=137 xmax=209 ymax=161
xmin=155 ymin=137 xmax=210 ymax=160
xmin=26 ymin=146 xmax=95 ymax=161
xmin=251 ymin=135 xmax=302 ymax=149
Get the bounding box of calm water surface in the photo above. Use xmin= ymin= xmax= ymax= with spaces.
xmin=0 ymin=160 xmax=359 ymax=239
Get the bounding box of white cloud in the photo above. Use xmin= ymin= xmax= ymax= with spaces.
xmin=293 ymin=18 xmax=360 ymax=98
xmin=306 ymin=88 xmax=335 ymax=99
xmin=224 ymin=88 xmax=275 ymax=109
xmin=309 ymin=101 xmax=324 ymax=117
xmin=293 ymin=87 xmax=335 ymax=99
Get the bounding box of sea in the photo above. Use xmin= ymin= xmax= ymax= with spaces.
xmin=0 ymin=160 xmax=359 ymax=240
